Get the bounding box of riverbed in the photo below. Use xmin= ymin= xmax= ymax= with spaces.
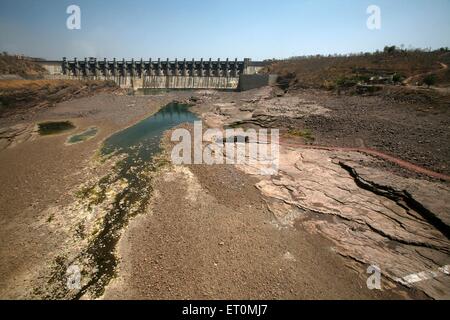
xmin=0 ymin=88 xmax=448 ymax=299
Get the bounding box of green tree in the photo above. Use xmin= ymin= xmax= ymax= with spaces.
xmin=384 ymin=45 xmax=397 ymax=54
xmin=423 ymin=74 xmax=437 ymax=88
xmin=392 ymin=73 xmax=402 ymax=83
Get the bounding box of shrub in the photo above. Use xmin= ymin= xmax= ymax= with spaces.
xmin=392 ymin=73 xmax=402 ymax=83
xmin=423 ymin=74 xmax=437 ymax=88
xmin=335 ymin=77 xmax=358 ymax=88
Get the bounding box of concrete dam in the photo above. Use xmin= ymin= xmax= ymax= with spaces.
xmin=37 ymin=58 xmax=277 ymax=91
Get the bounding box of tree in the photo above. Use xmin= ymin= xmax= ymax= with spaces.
xmin=423 ymin=74 xmax=437 ymax=88
xmin=384 ymin=45 xmax=397 ymax=54
xmin=392 ymin=73 xmax=402 ymax=83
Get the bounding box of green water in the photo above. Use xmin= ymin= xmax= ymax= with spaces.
xmin=67 ymin=127 xmax=98 ymax=144
xmin=102 ymin=102 xmax=198 ymax=165
xmin=38 ymin=121 xmax=75 ymax=135
xmin=70 ymin=102 xmax=198 ymax=299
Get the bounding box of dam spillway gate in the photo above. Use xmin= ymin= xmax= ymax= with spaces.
xmin=57 ymin=58 xmax=268 ymax=90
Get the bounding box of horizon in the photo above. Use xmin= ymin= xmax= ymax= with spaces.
xmin=1 ymin=0 xmax=450 ymax=60
xmin=7 ymin=44 xmax=449 ymax=62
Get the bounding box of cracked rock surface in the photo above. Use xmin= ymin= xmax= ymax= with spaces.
xmin=239 ymin=147 xmax=450 ymax=299
xmin=0 ymin=123 xmax=37 ymax=150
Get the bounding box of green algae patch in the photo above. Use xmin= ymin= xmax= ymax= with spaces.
xmin=67 ymin=127 xmax=98 ymax=144
xmin=287 ymin=128 xmax=315 ymax=142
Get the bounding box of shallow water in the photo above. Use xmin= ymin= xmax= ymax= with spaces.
xmin=67 ymin=127 xmax=98 ymax=144
xmin=102 ymin=102 xmax=198 ymax=167
xmin=71 ymin=102 xmax=198 ymax=299
xmin=38 ymin=121 xmax=75 ymax=135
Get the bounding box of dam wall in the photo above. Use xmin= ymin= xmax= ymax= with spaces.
xmin=117 ymin=75 xmax=239 ymax=90
xmin=239 ymin=74 xmax=279 ymax=91
xmin=36 ymin=58 xmax=273 ymax=91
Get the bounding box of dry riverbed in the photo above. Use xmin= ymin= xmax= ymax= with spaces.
xmin=0 ymin=87 xmax=448 ymax=299
xmin=0 ymin=92 xmax=187 ymax=298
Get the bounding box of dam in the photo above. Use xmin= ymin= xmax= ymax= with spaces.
xmin=37 ymin=58 xmax=277 ymax=91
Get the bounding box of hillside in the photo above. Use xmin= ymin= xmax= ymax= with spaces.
xmin=265 ymin=47 xmax=450 ymax=91
xmin=0 ymin=79 xmax=121 ymax=117
xmin=0 ymin=54 xmax=48 ymax=78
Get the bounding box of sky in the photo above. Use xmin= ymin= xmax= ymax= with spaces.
xmin=0 ymin=0 xmax=449 ymax=60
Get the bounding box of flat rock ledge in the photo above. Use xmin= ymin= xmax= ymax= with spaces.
xmin=239 ymin=147 xmax=450 ymax=299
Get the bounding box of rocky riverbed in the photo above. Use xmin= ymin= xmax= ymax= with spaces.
xmin=0 ymin=86 xmax=448 ymax=299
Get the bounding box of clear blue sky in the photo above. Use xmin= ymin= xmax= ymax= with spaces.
xmin=1 ymin=0 xmax=449 ymax=60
